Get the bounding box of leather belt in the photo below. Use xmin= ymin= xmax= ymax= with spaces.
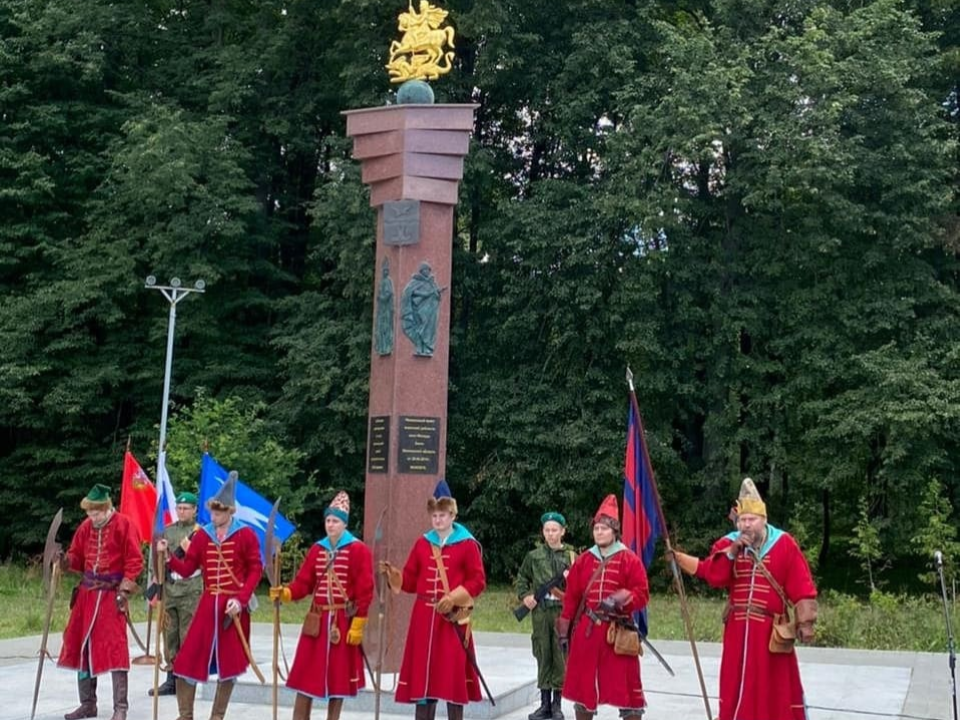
xmin=730 ymin=602 xmax=774 ymax=617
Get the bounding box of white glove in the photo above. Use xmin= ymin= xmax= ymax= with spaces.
xmin=226 ymin=598 xmax=242 ymax=616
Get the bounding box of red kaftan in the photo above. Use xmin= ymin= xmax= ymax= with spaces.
xmin=559 ymin=545 xmax=650 ymax=712
xmin=167 ymin=521 xmax=262 ymax=682
xmin=286 ymin=535 xmax=374 ymax=699
xmin=58 ymin=512 xmax=144 ymax=675
xmin=696 ymin=527 xmax=817 ymax=720
xmin=395 ymin=529 xmax=486 ymax=705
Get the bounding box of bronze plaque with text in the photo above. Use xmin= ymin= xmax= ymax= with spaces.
xmin=398 ymin=415 xmax=440 ymax=474
xmin=367 ymin=416 xmax=390 ymax=474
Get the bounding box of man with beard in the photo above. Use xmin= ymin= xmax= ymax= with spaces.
xmin=58 ymin=484 xmax=143 ymax=720
xmin=671 ymin=478 xmax=818 ymax=720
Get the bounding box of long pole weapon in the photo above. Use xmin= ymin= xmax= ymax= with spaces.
xmin=372 ymin=507 xmax=388 ymax=720
xmin=626 ymin=367 xmax=712 ymax=720
xmin=264 ymin=499 xmax=282 ymax=720
xmin=31 ymin=508 xmax=63 ymax=720
xmin=152 ymin=547 xmax=166 ymax=720
xmin=134 ymin=499 xmax=161 ymax=666
xmin=936 ymin=551 xmax=959 ymax=720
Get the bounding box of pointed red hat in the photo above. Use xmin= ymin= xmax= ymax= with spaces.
xmin=593 ymin=494 xmax=619 ymax=524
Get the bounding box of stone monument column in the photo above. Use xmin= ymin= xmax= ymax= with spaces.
xmin=344 ymin=101 xmax=477 ymax=671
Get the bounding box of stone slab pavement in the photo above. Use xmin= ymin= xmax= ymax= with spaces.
xmin=1 ymin=625 xmax=954 ymax=720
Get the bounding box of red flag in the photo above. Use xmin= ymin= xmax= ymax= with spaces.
xmin=119 ymin=451 xmax=157 ymax=544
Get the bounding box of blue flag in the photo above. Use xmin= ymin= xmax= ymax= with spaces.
xmin=198 ymin=453 xmax=296 ymax=562
xmin=623 ymin=398 xmax=666 ymax=636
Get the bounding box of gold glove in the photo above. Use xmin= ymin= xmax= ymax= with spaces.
xmin=346 ymin=616 xmax=367 ymax=646
xmin=268 ymin=585 xmax=292 ymax=603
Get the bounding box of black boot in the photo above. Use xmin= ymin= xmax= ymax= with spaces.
xmin=529 ymin=689 xmax=552 ymax=720
xmin=552 ymin=690 xmax=564 ymax=720
xmin=148 ymin=672 xmax=177 ymax=697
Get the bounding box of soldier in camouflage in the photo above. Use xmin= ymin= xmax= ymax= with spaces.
xmin=148 ymin=492 xmax=202 ymax=697
xmin=516 ymin=512 xmax=577 ymax=720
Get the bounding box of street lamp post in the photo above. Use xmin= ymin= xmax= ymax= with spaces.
xmin=145 ymin=276 xmax=205 ymax=470
xmin=136 ymin=276 xmax=205 ymax=669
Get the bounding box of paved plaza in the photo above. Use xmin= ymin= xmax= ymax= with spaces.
xmin=6 ymin=625 xmax=954 ymax=720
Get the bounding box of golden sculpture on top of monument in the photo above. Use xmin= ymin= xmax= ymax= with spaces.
xmin=386 ymin=0 xmax=456 ymax=83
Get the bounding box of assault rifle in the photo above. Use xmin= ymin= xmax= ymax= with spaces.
xmin=514 ymin=570 xmax=566 ymax=621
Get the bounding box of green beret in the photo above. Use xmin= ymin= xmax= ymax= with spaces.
xmin=176 ymin=492 xmax=198 ymax=506
xmin=541 ymin=511 xmax=566 ymax=527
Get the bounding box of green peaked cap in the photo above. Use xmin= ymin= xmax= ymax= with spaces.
xmin=85 ymin=484 xmax=112 ymax=503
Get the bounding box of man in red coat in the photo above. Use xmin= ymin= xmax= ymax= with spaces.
xmin=380 ymin=479 xmax=487 ymax=720
xmin=269 ymin=491 xmax=374 ymax=720
xmin=58 ymin=484 xmax=143 ymax=720
xmin=673 ymin=478 xmax=819 ymax=720
xmin=557 ymin=494 xmax=649 ymax=720
xmin=157 ymin=471 xmax=263 ymax=720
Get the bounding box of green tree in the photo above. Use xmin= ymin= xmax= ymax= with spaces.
xmin=851 ymin=496 xmax=887 ymax=592
xmin=164 ymin=391 xmax=310 ymax=527
xmin=911 ymin=478 xmax=960 ymax=588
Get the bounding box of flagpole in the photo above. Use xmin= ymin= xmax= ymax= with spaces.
xmin=626 ymin=367 xmax=713 ymax=720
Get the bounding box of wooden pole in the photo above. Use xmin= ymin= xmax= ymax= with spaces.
xmin=627 ymin=368 xmax=712 ymax=720
xmin=151 ymin=549 xmax=166 ymax=720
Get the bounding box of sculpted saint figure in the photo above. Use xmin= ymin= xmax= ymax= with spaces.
xmin=401 ymin=262 xmax=443 ymax=356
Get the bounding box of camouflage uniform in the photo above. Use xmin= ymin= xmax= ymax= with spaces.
xmin=161 ymin=519 xmax=202 ymax=666
xmin=516 ymin=543 xmax=577 ymax=691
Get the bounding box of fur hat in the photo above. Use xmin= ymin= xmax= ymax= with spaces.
xmin=208 ymin=471 xmax=238 ymax=511
xmin=324 ymin=491 xmax=350 ymax=523
xmin=735 ymin=477 xmax=767 ymax=518
xmin=81 ymin=484 xmax=113 ymax=511
xmin=593 ymin=494 xmax=620 ymax=532
xmin=426 ymin=478 xmax=457 ymax=515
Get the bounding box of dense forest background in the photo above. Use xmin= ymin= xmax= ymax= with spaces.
xmin=2 ymin=0 xmax=959 ymax=590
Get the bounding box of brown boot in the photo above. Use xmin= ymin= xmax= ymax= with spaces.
xmin=446 ymin=704 xmax=464 ymax=720
xmin=325 ymin=698 xmax=343 ymax=720
xmin=109 ymin=672 xmax=128 ymax=720
xmin=574 ymin=706 xmax=594 ymax=720
xmin=175 ymin=678 xmax=196 ymax=720
xmin=414 ymin=703 xmax=437 ymax=720
xmin=292 ymin=693 xmax=312 ymax=720
xmin=209 ymin=681 xmax=234 ymax=720
xmin=65 ymin=676 xmax=98 ymax=720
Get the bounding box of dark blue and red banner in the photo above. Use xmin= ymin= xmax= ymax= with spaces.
xmin=622 ymin=398 xmax=666 ymax=634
